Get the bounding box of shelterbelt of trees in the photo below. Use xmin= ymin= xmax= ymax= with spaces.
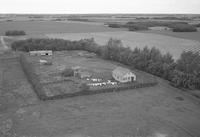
xmin=11 ymin=38 xmax=200 ymax=89
xmin=5 ymin=30 xmax=26 ymax=36
xmin=108 ymin=21 xmax=197 ymax=32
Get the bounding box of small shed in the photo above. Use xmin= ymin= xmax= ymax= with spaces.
xmin=39 ymin=59 xmax=52 ymax=65
xmin=149 ymin=26 xmax=171 ymax=31
xmin=72 ymin=66 xmax=92 ymax=79
xmin=112 ymin=67 xmax=136 ymax=83
xmin=78 ymin=51 xmax=96 ymax=58
xmin=30 ymin=50 xmax=53 ymax=56
xmin=78 ymin=71 xmax=92 ymax=79
xmin=39 ymin=59 xmax=47 ymax=65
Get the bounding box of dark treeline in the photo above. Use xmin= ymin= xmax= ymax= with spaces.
xmin=11 ymin=38 xmax=100 ymax=52
xmin=152 ymin=16 xmax=191 ymax=21
xmin=127 ymin=21 xmax=197 ymax=32
xmin=103 ymin=39 xmax=200 ymax=89
xmin=108 ymin=21 xmax=197 ymax=32
xmin=195 ymin=23 xmax=200 ymax=27
xmin=107 ymin=23 xmax=124 ymax=28
xmin=171 ymin=24 xmax=197 ymax=32
xmin=11 ymin=38 xmax=200 ymax=89
xmin=67 ymin=18 xmax=91 ymax=22
xmin=5 ymin=30 xmax=26 ymax=36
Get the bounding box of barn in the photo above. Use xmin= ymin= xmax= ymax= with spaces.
xmin=29 ymin=50 xmax=53 ymax=56
xmin=112 ymin=67 xmax=136 ymax=83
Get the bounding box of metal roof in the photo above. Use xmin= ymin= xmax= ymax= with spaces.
xmin=112 ymin=66 xmax=133 ymax=76
xmin=30 ymin=50 xmax=52 ymax=53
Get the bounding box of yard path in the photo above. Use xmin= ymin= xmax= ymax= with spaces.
xmin=0 ymin=36 xmax=9 ymax=54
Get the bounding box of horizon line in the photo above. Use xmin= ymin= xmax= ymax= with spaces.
xmin=0 ymin=13 xmax=200 ymax=15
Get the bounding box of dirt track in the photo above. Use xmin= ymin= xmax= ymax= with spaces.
xmin=0 ymin=36 xmax=9 ymax=55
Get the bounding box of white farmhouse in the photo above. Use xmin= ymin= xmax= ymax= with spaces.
xmin=112 ymin=67 xmax=136 ymax=83
xmin=29 ymin=50 xmax=53 ymax=56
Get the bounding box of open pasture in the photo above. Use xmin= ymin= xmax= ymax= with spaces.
xmin=0 ymin=21 xmax=122 ymax=35
xmin=47 ymin=31 xmax=200 ymax=60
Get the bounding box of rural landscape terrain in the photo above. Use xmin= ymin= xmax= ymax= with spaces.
xmin=0 ymin=14 xmax=200 ymax=137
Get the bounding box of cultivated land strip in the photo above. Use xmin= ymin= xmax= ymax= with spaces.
xmin=46 ymin=31 xmax=200 ymax=60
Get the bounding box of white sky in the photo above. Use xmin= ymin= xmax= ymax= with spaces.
xmin=0 ymin=0 xmax=200 ymax=14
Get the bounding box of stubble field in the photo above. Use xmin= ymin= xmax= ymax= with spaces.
xmin=0 ymin=21 xmax=122 ymax=35
xmin=1 ymin=20 xmax=200 ymax=60
xmin=140 ymin=29 xmax=200 ymax=42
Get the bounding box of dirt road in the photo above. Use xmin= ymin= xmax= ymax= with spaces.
xmin=0 ymin=36 xmax=9 ymax=54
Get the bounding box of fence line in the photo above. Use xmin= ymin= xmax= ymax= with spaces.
xmin=19 ymin=54 xmax=47 ymax=100
xmin=19 ymin=53 xmax=158 ymax=101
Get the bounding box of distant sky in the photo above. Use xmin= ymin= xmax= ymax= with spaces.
xmin=0 ymin=0 xmax=200 ymax=14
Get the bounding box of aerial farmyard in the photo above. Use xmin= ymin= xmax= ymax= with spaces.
xmin=0 ymin=1 xmax=200 ymax=137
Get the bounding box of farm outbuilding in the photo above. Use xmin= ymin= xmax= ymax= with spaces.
xmin=78 ymin=71 xmax=92 ymax=79
xmin=72 ymin=66 xmax=92 ymax=79
xmin=30 ymin=50 xmax=53 ymax=56
xmin=149 ymin=26 xmax=171 ymax=31
xmin=39 ymin=59 xmax=48 ymax=65
xmin=39 ymin=59 xmax=52 ymax=65
xmin=112 ymin=67 xmax=136 ymax=83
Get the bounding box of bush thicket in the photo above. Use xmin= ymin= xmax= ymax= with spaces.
xmin=61 ymin=68 xmax=74 ymax=77
xmin=172 ymin=24 xmax=197 ymax=32
xmin=79 ymin=83 xmax=90 ymax=91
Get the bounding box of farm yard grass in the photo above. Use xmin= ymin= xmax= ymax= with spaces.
xmin=26 ymin=50 xmax=156 ymax=98
xmin=47 ymin=31 xmax=200 ymax=60
xmin=0 ymin=21 xmax=123 ymax=35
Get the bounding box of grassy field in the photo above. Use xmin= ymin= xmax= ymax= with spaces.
xmin=0 ymin=52 xmax=200 ymax=137
xmin=0 ymin=53 xmax=200 ymax=137
xmin=0 ymin=21 xmax=123 ymax=35
xmin=47 ymin=31 xmax=200 ymax=60
xmin=140 ymin=29 xmax=200 ymax=42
